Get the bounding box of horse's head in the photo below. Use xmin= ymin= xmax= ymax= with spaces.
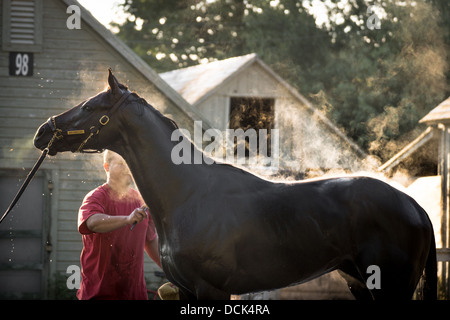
xmin=34 ymin=69 xmax=131 ymax=155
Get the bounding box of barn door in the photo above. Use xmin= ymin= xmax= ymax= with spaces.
xmin=229 ymin=97 xmax=275 ymax=157
xmin=0 ymin=170 xmax=50 ymax=299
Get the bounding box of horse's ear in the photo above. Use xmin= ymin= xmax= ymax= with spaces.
xmin=108 ymin=68 xmax=120 ymax=95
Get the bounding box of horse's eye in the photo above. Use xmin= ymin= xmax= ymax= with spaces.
xmin=81 ymin=102 xmax=92 ymax=111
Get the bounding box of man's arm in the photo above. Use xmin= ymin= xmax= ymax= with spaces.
xmin=145 ymin=237 xmax=162 ymax=268
xmin=86 ymin=206 xmax=147 ymax=233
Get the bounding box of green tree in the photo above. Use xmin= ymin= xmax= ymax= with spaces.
xmin=114 ymin=0 xmax=449 ymax=162
xmin=240 ymin=0 xmax=333 ymax=95
xmin=115 ymin=0 xmax=246 ymax=70
xmin=316 ymin=0 xmax=449 ymax=160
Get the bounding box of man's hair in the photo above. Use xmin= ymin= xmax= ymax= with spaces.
xmin=104 ymin=149 xmax=118 ymax=165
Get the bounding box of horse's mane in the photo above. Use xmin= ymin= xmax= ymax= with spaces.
xmin=131 ymin=92 xmax=179 ymax=131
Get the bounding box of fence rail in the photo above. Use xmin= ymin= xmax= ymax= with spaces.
xmin=437 ymin=248 xmax=450 ymax=261
xmin=437 ymin=248 xmax=450 ymax=299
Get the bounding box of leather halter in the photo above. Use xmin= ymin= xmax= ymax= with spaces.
xmin=47 ymin=90 xmax=132 ymax=153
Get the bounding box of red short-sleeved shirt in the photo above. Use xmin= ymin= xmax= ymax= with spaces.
xmin=76 ymin=183 xmax=157 ymax=300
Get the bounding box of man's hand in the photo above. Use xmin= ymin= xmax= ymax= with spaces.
xmin=128 ymin=205 xmax=148 ymax=227
xmin=86 ymin=206 xmax=149 ymax=233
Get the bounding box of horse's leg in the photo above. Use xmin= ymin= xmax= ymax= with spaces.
xmin=338 ymin=262 xmax=374 ymax=300
xmin=195 ymin=281 xmax=230 ymax=300
xmin=179 ymin=287 xmax=198 ymax=300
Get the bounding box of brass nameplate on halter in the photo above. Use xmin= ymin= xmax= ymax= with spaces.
xmin=67 ymin=130 xmax=85 ymax=135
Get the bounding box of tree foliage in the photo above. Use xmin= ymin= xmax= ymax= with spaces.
xmin=114 ymin=0 xmax=449 ymax=161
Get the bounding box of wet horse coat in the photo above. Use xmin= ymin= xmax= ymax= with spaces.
xmin=34 ymin=70 xmax=437 ymax=299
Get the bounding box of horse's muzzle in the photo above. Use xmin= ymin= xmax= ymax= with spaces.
xmin=34 ymin=122 xmax=57 ymax=155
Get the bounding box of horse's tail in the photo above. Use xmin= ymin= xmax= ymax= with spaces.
xmin=422 ymin=228 xmax=437 ymax=300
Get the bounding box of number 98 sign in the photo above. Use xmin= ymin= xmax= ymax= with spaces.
xmin=9 ymin=52 xmax=33 ymax=77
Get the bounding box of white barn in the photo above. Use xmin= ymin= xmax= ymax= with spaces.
xmin=160 ymin=53 xmax=367 ymax=177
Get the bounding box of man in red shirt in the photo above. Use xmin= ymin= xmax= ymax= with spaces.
xmin=77 ymin=150 xmax=161 ymax=300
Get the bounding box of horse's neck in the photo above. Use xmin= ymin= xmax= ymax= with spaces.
xmin=113 ymin=110 xmax=207 ymax=220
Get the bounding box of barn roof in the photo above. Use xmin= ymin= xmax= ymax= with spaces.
xmin=62 ymin=0 xmax=213 ymax=129
xmin=378 ymin=97 xmax=450 ymax=172
xmin=379 ymin=96 xmax=450 ymax=173
xmin=378 ymin=127 xmax=436 ymax=172
xmin=160 ymin=53 xmax=258 ymax=105
xmin=161 ymin=53 xmax=368 ymax=159
xmin=420 ymin=96 xmax=450 ymax=125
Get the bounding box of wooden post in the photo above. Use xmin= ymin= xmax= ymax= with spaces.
xmin=439 ymin=124 xmax=450 ymax=298
xmin=440 ymin=125 xmax=449 ymax=249
xmin=447 ymin=126 xmax=450 ymax=299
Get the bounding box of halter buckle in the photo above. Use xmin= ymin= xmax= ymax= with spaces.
xmin=99 ymin=115 xmax=110 ymax=126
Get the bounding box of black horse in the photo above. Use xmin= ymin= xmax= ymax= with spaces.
xmin=34 ymin=70 xmax=437 ymax=300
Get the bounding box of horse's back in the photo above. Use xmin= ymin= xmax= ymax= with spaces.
xmin=309 ymin=176 xmax=433 ymax=251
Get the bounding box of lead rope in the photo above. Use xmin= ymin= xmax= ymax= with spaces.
xmin=0 ymin=129 xmax=61 ymax=225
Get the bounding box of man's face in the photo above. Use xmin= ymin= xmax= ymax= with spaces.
xmin=105 ymin=154 xmax=133 ymax=185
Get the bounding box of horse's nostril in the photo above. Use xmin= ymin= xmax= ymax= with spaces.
xmin=34 ymin=124 xmax=48 ymax=149
xmin=36 ymin=126 xmax=45 ymax=139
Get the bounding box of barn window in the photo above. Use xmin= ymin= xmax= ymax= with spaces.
xmin=229 ymin=97 xmax=275 ymax=158
xmin=2 ymin=0 xmax=43 ymax=52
